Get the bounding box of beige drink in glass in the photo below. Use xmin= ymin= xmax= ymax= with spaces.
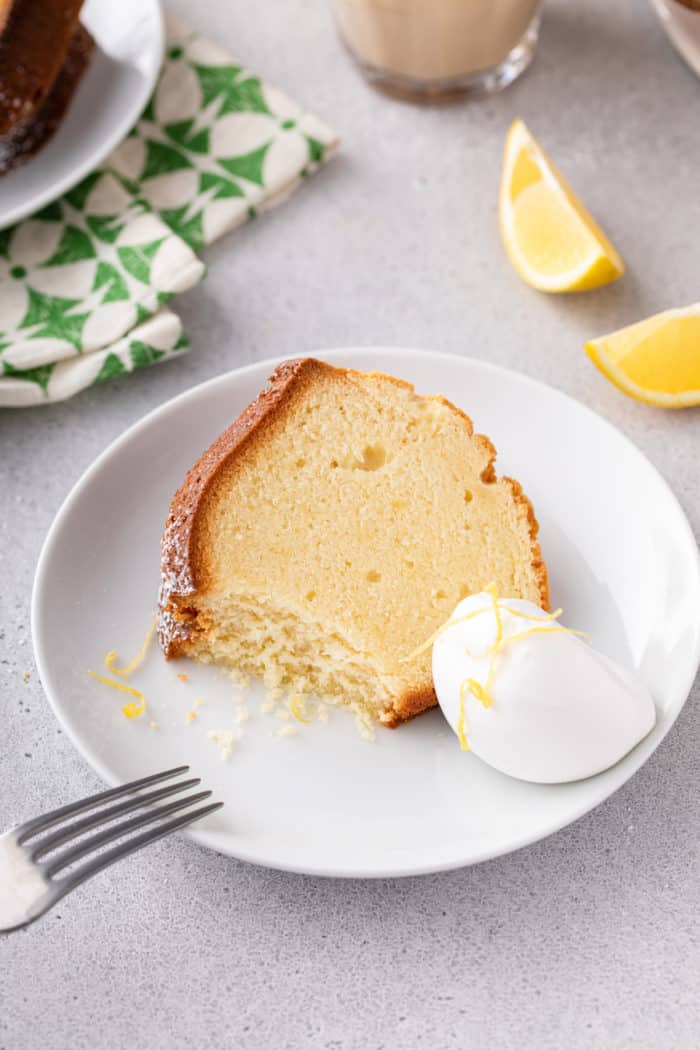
xmin=334 ymin=0 xmax=543 ymax=100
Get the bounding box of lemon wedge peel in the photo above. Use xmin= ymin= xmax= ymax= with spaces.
xmin=499 ymin=119 xmax=624 ymax=294
xmin=586 ymin=303 xmax=700 ymax=408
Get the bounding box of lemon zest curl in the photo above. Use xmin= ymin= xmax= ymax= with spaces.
xmin=87 ymin=671 xmax=147 ymax=719
xmin=104 ymin=618 xmax=156 ymax=677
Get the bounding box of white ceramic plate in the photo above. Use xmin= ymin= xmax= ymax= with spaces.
xmin=0 ymin=0 xmax=163 ymax=230
xmin=32 ymin=349 xmax=700 ymax=878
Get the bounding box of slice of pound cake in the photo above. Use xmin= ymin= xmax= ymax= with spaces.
xmin=158 ymin=358 xmax=549 ymax=727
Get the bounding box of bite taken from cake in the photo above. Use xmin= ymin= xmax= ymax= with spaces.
xmin=158 ymin=357 xmax=548 ymax=729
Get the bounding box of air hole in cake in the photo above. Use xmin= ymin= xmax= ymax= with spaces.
xmin=433 ymin=589 xmax=447 ymax=600
xmin=306 ymin=590 xmax=316 ymax=601
xmin=464 ymin=490 xmax=473 ymax=503
xmin=330 ymin=459 xmax=339 ymax=468
xmin=367 ymin=570 xmax=381 ymax=583
xmin=459 ymin=584 xmax=471 ymax=600
xmin=295 ymin=458 xmax=305 ymax=468
xmin=353 ymin=444 xmax=386 ymax=471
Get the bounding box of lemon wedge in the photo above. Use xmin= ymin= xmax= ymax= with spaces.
xmin=586 ymin=304 xmax=700 ymax=407
xmin=499 ymin=120 xmax=624 ymax=293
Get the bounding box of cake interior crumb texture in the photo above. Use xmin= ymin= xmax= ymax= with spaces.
xmin=159 ymin=359 xmax=549 ymax=727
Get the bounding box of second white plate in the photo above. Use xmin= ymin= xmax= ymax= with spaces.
xmin=652 ymin=0 xmax=700 ymax=80
xmin=0 ymin=0 xmax=163 ymax=229
xmin=32 ymin=349 xmax=700 ymax=877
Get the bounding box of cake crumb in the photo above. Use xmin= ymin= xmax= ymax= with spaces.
xmin=193 ymin=697 xmax=204 ymax=709
xmin=234 ymin=706 xmax=250 ymax=724
xmin=276 ymin=724 xmax=298 ymax=738
xmin=263 ymin=668 xmax=284 ymax=691
xmin=226 ymin=668 xmax=251 ymax=688
xmin=353 ymin=709 xmax=376 ymax=742
xmin=208 ymin=728 xmax=239 ymax=760
xmin=186 ymin=710 xmax=197 ymax=723
xmin=177 ymin=673 xmax=188 ymax=683
xmin=149 ymin=720 xmax=158 ymax=730
xmin=22 ymin=671 xmax=31 ymax=682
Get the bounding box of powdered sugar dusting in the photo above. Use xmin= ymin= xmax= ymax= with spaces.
xmin=158 ymin=506 xmax=198 ymax=651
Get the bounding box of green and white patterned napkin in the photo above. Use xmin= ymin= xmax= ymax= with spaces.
xmin=0 ymin=16 xmax=338 ymax=407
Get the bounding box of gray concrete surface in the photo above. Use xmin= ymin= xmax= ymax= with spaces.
xmin=1 ymin=0 xmax=699 ymax=1047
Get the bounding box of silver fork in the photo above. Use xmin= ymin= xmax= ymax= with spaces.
xmin=0 ymin=766 xmax=222 ymax=933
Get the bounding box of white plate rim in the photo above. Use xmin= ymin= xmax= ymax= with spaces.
xmin=0 ymin=0 xmax=164 ymax=230
xmin=31 ymin=348 xmax=700 ymax=877
xmin=651 ymin=0 xmax=700 ymax=80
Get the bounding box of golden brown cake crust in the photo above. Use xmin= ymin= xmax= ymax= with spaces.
xmin=159 ymin=357 xmax=550 ymax=726
xmin=159 ymin=359 xmax=318 ymax=656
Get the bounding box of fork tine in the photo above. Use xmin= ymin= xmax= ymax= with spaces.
xmin=30 ymin=778 xmax=201 ymax=862
xmin=17 ymin=766 xmax=190 ymax=844
xmin=53 ymin=802 xmax=223 ymax=897
xmin=45 ymin=791 xmax=215 ymax=878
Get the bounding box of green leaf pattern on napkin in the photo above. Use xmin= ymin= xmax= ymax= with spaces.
xmin=0 ymin=16 xmax=338 ymax=407
xmin=0 ymin=189 xmax=201 ymax=374
xmin=109 ymin=21 xmax=336 ymax=252
xmin=0 ymin=310 xmax=188 ymax=407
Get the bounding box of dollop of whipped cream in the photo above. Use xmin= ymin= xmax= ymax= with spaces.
xmin=432 ymin=591 xmax=656 ymax=784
